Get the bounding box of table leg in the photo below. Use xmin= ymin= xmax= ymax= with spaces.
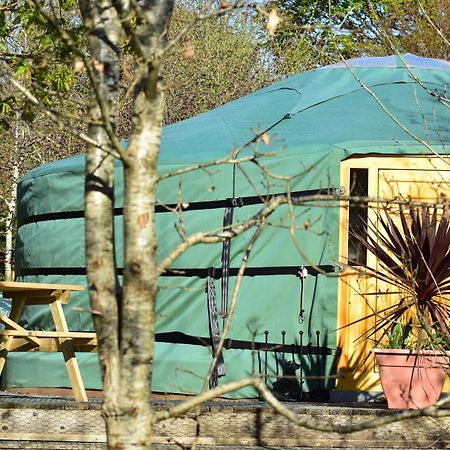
xmin=50 ymin=298 xmax=88 ymax=402
xmin=0 ymin=298 xmax=26 ymax=377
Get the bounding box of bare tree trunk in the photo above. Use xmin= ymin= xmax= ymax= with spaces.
xmin=5 ymin=165 xmax=18 ymax=282
xmin=80 ymin=0 xmax=123 ymax=447
xmin=109 ymin=0 xmax=174 ymax=444
xmin=109 ymin=61 xmax=165 ymax=447
xmin=81 ymin=1 xmax=174 ymax=448
xmin=5 ymin=113 xmax=22 ymax=281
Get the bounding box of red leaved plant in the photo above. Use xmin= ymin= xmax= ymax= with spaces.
xmin=352 ymin=204 xmax=450 ymax=348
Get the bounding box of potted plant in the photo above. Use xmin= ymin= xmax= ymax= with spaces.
xmin=372 ymin=322 xmax=449 ymax=409
xmin=350 ymin=203 xmax=450 ymax=409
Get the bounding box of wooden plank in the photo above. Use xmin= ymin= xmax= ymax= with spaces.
xmin=2 ymin=291 xmax=72 ymax=305
xmin=50 ymin=299 xmax=88 ymax=402
xmin=0 ymin=433 xmax=106 ymax=443
xmin=0 ymin=330 xmax=96 ymax=339
xmin=1 ymin=290 xmax=73 ymax=305
xmin=1 ymin=290 xmax=55 ymax=298
xmin=0 ymin=281 xmax=84 ymax=292
xmin=0 ymin=314 xmax=41 ymax=346
xmin=9 ymin=337 xmax=98 ymax=352
xmin=1 ymin=294 xmax=73 ymax=305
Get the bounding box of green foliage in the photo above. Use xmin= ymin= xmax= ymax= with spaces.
xmin=0 ymin=103 xmax=11 ymax=115
xmin=162 ymin=6 xmax=273 ymax=125
xmin=12 ymin=58 xmax=33 ymax=79
xmin=0 ymin=3 xmax=89 ymax=283
xmin=0 ymin=0 xmax=83 ymax=118
xmin=384 ymin=321 xmax=413 ymax=349
xmin=267 ymin=0 xmax=449 ymax=72
xmin=266 ymin=0 xmax=385 ymax=66
xmin=20 ymin=107 xmax=35 ymax=123
xmin=44 ymin=66 xmax=76 ymax=92
xmin=382 ymin=321 xmax=450 ymax=350
xmin=0 ymin=119 xmax=11 ymax=130
xmin=380 ymin=0 xmax=450 ymax=60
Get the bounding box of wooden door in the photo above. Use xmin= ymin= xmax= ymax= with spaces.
xmin=337 ymin=157 xmax=450 ymax=392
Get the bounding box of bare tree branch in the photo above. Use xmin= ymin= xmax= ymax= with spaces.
xmin=154 ymin=376 xmax=450 ymax=432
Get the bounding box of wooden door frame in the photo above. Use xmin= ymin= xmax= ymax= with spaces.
xmin=336 ymin=155 xmax=450 ymax=392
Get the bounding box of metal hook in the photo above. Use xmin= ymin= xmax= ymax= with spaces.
xmin=298 ymin=266 xmax=308 ymax=323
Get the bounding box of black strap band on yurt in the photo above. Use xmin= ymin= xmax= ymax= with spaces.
xmin=154 ymin=330 xmax=338 ymax=355
xmin=17 ymin=188 xmax=340 ymax=227
xmin=206 ymin=267 xmax=225 ymax=386
xmin=17 ymin=264 xmax=337 ymax=278
xmin=220 ymin=197 xmax=243 ymax=319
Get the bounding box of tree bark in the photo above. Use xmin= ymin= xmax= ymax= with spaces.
xmin=5 ymin=113 xmax=23 ymax=281
xmin=81 ymin=1 xmax=174 ymax=448
xmin=5 ymin=164 xmax=18 ymax=282
xmin=105 ymin=73 xmax=162 ymax=447
xmin=80 ymin=0 xmax=123 ymax=446
xmin=110 ymin=1 xmax=174 ymax=446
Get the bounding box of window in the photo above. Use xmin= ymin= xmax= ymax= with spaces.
xmin=348 ymin=168 xmax=368 ymax=265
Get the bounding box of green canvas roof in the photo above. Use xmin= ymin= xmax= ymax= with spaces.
xmin=24 ymin=53 xmax=449 ymax=180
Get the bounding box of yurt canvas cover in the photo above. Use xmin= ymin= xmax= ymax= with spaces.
xmin=5 ymin=54 xmax=450 ymax=397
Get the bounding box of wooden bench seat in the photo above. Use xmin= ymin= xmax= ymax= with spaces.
xmin=0 ymin=330 xmax=98 ymax=353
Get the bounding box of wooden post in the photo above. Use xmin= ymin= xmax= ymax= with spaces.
xmin=50 ymin=297 xmax=88 ymax=402
xmin=0 ymin=298 xmax=26 ymax=376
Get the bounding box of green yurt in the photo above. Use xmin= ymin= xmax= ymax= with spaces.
xmin=5 ymin=54 xmax=450 ymax=400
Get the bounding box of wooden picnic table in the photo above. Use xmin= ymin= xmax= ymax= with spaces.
xmin=0 ymin=282 xmax=97 ymax=402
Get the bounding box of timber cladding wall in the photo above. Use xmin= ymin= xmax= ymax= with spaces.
xmin=0 ymin=396 xmax=449 ymax=448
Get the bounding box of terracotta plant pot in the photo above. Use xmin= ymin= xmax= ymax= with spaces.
xmin=372 ymin=349 xmax=450 ymax=409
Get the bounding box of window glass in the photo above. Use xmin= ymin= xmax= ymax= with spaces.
xmin=348 ymin=168 xmax=368 ymax=265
